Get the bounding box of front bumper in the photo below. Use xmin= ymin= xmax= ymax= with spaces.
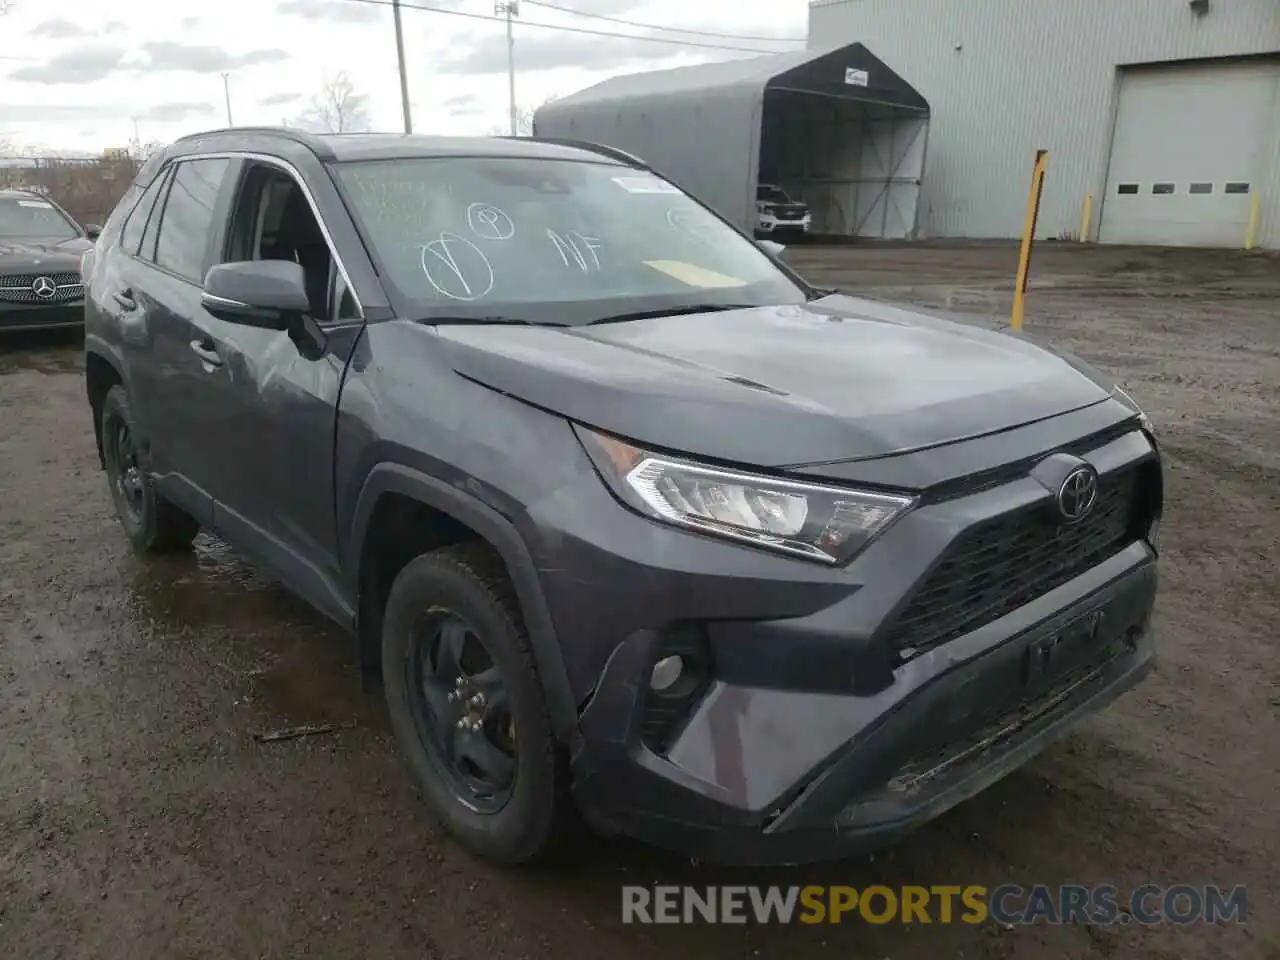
xmin=524 ymin=420 xmax=1161 ymax=864
xmin=757 ymin=215 xmax=811 ymax=233
xmin=571 ymin=554 xmax=1154 ymax=865
xmin=0 ymin=300 xmax=84 ymax=332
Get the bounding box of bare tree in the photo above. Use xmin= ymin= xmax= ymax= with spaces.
xmin=489 ymin=94 xmax=557 ymax=137
xmin=125 ymin=134 xmax=164 ymax=167
xmin=295 ymin=70 xmax=372 ymax=134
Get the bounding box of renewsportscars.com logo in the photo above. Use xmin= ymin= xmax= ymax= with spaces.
xmin=621 ymin=884 xmax=1249 ymax=926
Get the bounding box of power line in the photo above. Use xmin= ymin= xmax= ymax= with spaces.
xmin=521 ymin=0 xmax=804 ymax=44
xmin=332 ymin=0 xmax=789 ymax=54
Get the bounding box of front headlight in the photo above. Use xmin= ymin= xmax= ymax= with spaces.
xmin=1112 ymin=384 xmax=1154 ymax=434
xmin=575 ymin=426 xmax=915 ymax=564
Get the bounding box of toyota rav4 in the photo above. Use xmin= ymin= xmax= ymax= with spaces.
xmin=82 ymin=128 xmax=1161 ymax=866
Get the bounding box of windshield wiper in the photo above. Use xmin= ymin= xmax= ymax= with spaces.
xmin=413 ymin=315 xmax=567 ymax=327
xmin=806 ymin=286 xmax=841 ymax=300
xmin=586 ymin=303 xmax=757 ymax=326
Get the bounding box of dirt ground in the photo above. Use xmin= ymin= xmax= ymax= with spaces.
xmin=1 ymin=241 xmax=1276 ymax=960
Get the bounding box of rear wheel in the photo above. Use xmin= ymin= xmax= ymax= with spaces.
xmin=381 ymin=543 xmax=566 ymax=863
xmin=100 ymin=385 xmax=199 ymax=554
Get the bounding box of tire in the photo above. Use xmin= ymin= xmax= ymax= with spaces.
xmin=381 ymin=542 xmax=567 ymax=863
xmin=100 ymin=385 xmax=200 ymax=554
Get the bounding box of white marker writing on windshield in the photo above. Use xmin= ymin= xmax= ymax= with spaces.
xmin=467 ymin=203 xmax=515 ymax=241
xmin=421 ymin=232 xmax=495 ymax=301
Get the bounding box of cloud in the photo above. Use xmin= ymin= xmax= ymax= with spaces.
xmin=258 ymin=91 xmax=303 ymax=107
xmin=30 ymin=18 xmax=89 ymax=38
xmin=6 ymin=41 xmax=291 ymax=84
xmin=0 ymin=104 xmax=126 ymax=122
xmin=276 ymin=0 xmax=471 ymax=20
xmin=138 ymin=42 xmax=290 ymax=73
xmin=276 ymin=0 xmax=381 ymax=23
xmin=103 ymin=21 xmax=126 ymax=34
xmin=436 ymin=30 xmax=690 ymax=75
xmin=9 ymin=47 xmax=127 ymax=85
xmin=181 ymin=16 xmax=201 ymax=27
xmin=138 ymin=101 xmax=217 ymax=122
xmin=441 ymin=93 xmax=485 ymax=115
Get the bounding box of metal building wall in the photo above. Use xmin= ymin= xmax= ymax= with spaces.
xmin=808 ymin=0 xmax=1280 ymax=247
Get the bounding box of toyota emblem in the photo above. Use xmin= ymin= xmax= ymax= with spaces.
xmin=1057 ymin=465 xmax=1099 ymax=522
xmin=31 ymin=276 xmax=57 ymax=299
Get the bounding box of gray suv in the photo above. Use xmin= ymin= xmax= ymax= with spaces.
xmin=82 ymin=128 xmax=1162 ymax=865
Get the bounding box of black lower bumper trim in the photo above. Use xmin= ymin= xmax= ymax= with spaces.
xmin=583 ymin=638 xmax=1153 ymax=866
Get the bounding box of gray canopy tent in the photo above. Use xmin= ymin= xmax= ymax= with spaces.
xmin=533 ymin=43 xmax=931 ymax=239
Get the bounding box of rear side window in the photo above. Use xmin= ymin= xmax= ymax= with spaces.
xmin=120 ymin=174 xmax=169 ymax=256
xmin=139 ymin=170 xmax=172 ymax=262
xmin=153 ymin=158 xmax=231 ymax=283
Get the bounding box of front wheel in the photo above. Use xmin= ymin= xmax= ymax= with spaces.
xmin=381 ymin=543 xmax=567 ymax=863
xmin=100 ymin=385 xmax=199 ymax=554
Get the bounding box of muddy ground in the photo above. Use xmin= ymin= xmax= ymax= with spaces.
xmin=1 ymin=242 xmax=1276 ymax=959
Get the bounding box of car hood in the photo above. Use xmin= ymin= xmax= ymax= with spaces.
xmin=438 ymin=295 xmax=1113 ymax=468
xmin=0 ymin=236 xmax=90 ymax=271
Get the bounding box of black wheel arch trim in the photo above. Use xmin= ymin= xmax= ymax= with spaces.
xmin=84 ymin=335 xmax=130 ymax=467
xmin=346 ymin=462 xmax=580 ymax=743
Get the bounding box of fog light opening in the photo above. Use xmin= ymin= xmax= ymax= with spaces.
xmin=650 ymin=654 xmax=685 ymax=692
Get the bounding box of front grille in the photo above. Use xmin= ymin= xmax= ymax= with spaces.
xmin=765 ymin=203 xmax=807 ymax=219
xmin=0 ymin=271 xmax=80 ymax=287
xmin=0 ymin=271 xmax=83 ymax=305
xmin=882 ymin=463 xmax=1149 ymax=656
xmin=0 ymin=285 xmax=84 ymax=304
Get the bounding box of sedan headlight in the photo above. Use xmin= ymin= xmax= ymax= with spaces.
xmin=575 ymin=426 xmax=915 ymax=564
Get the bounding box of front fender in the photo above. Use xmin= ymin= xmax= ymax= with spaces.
xmin=345 ymin=462 xmax=580 ymax=743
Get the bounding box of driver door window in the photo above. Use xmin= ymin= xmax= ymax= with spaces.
xmin=223 ymin=164 xmax=354 ymax=323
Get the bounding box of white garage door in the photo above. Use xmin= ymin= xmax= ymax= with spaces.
xmin=1099 ymin=59 xmax=1279 ymax=247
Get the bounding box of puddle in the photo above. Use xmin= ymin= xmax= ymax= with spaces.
xmin=129 ymin=532 xmax=371 ymax=730
xmin=0 ymin=334 xmax=84 ymax=375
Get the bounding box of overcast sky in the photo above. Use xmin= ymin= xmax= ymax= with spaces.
xmin=0 ymin=0 xmax=809 ymax=153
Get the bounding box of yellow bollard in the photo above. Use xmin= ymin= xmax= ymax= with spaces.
xmin=1011 ymin=149 xmax=1049 ymax=332
xmin=1079 ymin=193 xmax=1093 ymax=243
xmin=1244 ymin=193 xmax=1261 ymax=251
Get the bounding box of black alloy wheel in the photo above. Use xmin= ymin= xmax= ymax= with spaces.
xmin=407 ymin=609 xmax=518 ymax=812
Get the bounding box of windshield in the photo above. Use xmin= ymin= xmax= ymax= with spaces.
xmin=757 ymin=185 xmax=791 ymax=203
xmin=334 ymin=157 xmax=806 ymax=324
xmin=0 ymin=196 xmax=79 ymax=240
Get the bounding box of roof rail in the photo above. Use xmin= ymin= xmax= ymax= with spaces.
xmin=503 ymin=136 xmax=646 ymax=168
xmin=171 ymin=126 xmax=336 ymax=160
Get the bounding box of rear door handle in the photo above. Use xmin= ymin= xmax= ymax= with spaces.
xmin=112 ymin=289 xmax=137 ymax=311
xmin=189 ymin=339 xmax=223 ymax=368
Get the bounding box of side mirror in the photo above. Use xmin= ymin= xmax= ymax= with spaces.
xmin=757 ymin=239 xmax=785 ymax=258
xmin=84 ymin=224 xmax=102 ymax=240
xmin=201 ymin=260 xmax=310 ymax=330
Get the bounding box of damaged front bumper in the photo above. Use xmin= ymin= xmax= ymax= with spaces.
xmin=569 ymin=555 xmax=1157 ymax=866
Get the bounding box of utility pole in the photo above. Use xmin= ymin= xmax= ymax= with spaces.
xmin=496 ymin=0 xmax=518 ymax=136
xmin=392 ymin=0 xmax=413 ymax=133
xmin=221 ymin=72 xmax=233 ymax=127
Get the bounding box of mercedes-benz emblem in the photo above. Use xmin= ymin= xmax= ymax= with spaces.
xmin=1057 ymin=465 xmax=1099 ymax=522
xmin=31 ymin=276 xmax=57 ymax=299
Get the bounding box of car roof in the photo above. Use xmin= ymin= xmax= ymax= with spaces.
xmin=0 ymin=188 xmax=44 ymax=199
xmin=165 ymin=127 xmax=638 ymax=167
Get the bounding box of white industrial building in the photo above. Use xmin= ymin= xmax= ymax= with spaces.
xmin=808 ymin=0 xmax=1280 ymax=249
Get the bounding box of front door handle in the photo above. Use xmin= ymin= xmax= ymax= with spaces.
xmin=189 ymin=339 xmax=223 ymax=368
xmin=112 ymin=289 xmax=137 ymax=311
